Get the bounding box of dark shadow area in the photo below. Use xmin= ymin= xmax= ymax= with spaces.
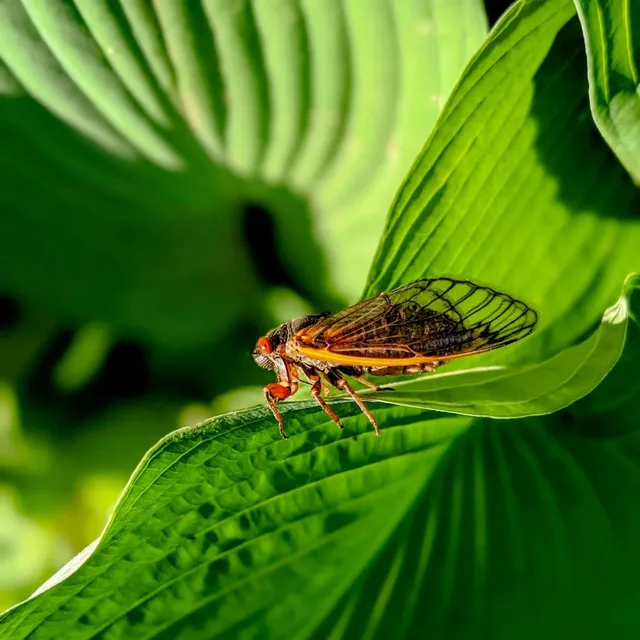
xmin=530 ymin=18 xmax=640 ymax=219
xmin=26 ymin=330 xmax=75 ymax=401
xmin=484 ymin=0 xmax=516 ymax=27
xmin=240 ymin=185 xmax=343 ymax=313
xmin=24 ymin=329 xmax=151 ymax=428
xmin=65 ymin=340 xmax=151 ymax=422
xmin=242 ymin=203 xmax=299 ymax=290
xmin=0 ymin=293 xmax=20 ymax=330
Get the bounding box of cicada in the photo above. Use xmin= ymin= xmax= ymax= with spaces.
xmin=253 ymin=277 xmax=537 ymax=438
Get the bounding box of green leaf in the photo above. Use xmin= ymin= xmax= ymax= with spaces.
xmin=365 ymin=0 xmax=640 ymax=363
xmin=0 ymin=405 xmax=472 ymax=639
xmin=0 ymin=0 xmax=487 ymax=346
xmin=1 ymin=274 xmax=637 ymax=639
xmin=574 ymin=0 xmax=640 ymax=182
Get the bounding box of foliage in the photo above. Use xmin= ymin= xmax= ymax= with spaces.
xmin=1 ymin=0 xmax=640 ymax=638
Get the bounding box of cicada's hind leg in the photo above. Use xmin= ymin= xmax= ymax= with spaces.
xmin=325 ymin=371 xmax=381 ymax=437
xmin=300 ymin=366 xmax=344 ymax=430
xmin=354 ymin=376 xmax=395 ymax=392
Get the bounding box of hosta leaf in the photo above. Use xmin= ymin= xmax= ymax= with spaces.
xmin=0 ymin=404 xmax=473 ymax=640
xmin=317 ymin=410 xmax=640 ymax=639
xmin=0 ymin=0 xmax=487 ymax=346
xmin=365 ymin=0 xmax=640 ymax=364
xmin=1 ymin=274 xmax=637 ymax=639
xmin=574 ymin=0 xmax=640 ymax=182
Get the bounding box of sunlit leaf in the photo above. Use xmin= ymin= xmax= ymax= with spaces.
xmin=365 ymin=0 xmax=640 ymax=364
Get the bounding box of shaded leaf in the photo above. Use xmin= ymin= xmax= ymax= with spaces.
xmin=575 ymin=0 xmax=640 ymax=181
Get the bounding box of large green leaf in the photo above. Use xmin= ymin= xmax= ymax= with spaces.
xmin=1 ymin=405 xmax=471 ymax=640
xmin=365 ymin=0 xmax=640 ymax=364
xmin=0 ymin=0 xmax=487 ymax=346
xmin=574 ymin=0 xmax=640 ymax=182
xmin=1 ymin=274 xmax=637 ymax=639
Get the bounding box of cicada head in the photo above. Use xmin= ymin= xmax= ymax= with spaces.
xmin=253 ymin=314 xmax=329 ymax=371
xmin=252 ymin=335 xmax=276 ymax=370
xmin=252 ymin=323 xmax=291 ymax=371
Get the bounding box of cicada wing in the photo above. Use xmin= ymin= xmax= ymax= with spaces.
xmin=294 ymin=293 xmax=391 ymax=344
xmin=295 ymin=277 xmax=537 ymax=360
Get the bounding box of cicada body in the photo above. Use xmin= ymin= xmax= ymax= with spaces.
xmin=253 ymin=278 xmax=538 ymax=438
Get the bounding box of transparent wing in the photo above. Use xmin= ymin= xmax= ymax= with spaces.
xmin=295 ymin=278 xmax=538 ymax=360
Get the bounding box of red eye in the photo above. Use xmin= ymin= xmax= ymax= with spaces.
xmin=257 ymin=337 xmax=273 ymax=354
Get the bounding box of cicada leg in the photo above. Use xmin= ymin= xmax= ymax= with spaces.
xmin=326 ymin=372 xmax=381 ymax=437
xmin=300 ymin=367 xmax=344 ymax=430
xmin=264 ymin=383 xmax=292 ymax=439
xmin=354 ymin=376 xmax=395 ymax=392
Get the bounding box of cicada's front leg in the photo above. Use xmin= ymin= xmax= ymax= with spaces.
xmin=263 ymin=383 xmax=290 ymax=439
xmin=263 ymin=365 xmax=299 ymax=439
